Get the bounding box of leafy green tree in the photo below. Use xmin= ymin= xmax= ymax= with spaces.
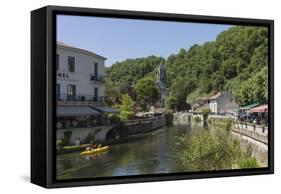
xmin=165 ymin=96 xmax=177 ymax=111
xmin=105 ymin=78 xmax=117 ymax=106
xmin=119 ymin=94 xmax=134 ymax=122
xmin=106 ymin=56 xmax=165 ymax=87
xmin=233 ymin=66 xmax=268 ymax=105
xmin=170 ymin=77 xmax=189 ymax=111
xmin=220 ymin=58 xmax=238 ymax=79
xmin=211 ymin=72 xmax=225 ymax=92
xmin=134 ymin=77 xmax=159 ymax=109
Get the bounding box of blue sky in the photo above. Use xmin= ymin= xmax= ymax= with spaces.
xmin=57 ymin=15 xmax=231 ymax=67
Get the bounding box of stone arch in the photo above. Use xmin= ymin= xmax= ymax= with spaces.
xmin=105 ymin=128 xmax=119 ymax=140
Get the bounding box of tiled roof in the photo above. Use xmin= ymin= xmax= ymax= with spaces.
xmin=57 ymin=41 xmax=106 ymax=60
xmin=209 ymin=92 xmax=222 ymax=100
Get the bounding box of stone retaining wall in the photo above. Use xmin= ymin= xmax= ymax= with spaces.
xmin=56 ymin=126 xmax=112 ymax=145
xmin=57 ymin=115 xmax=167 ymax=145
xmin=124 ymin=115 xmax=166 ymax=135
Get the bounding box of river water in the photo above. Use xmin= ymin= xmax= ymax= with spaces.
xmin=57 ymin=125 xmax=191 ymax=180
xmin=56 ymin=123 xmax=268 ymax=180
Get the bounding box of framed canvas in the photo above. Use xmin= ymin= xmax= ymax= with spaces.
xmin=31 ymin=5 xmax=274 ymax=188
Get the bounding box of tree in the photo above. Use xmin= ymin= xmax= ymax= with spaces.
xmin=169 ymin=77 xmax=190 ymax=111
xmin=119 ymin=85 xmax=137 ymax=100
xmin=134 ymin=77 xmax=159 ymax=109
xmin=233 ymin=66 xmax=268 ymax=106
xmin=105 ymin=78 xmax=117 ymax=106
xmin=106 ymin=56 xmax=165 ymax=87
xmin=119 ymin=94 xmax=134 ymax=122
xmin=165 ymin=96 xmax=177 ymax=111
xmin=220 ymin=58 xmax=238 ymax=79
xmin=211 ymin=72 xmax=225 ymax=92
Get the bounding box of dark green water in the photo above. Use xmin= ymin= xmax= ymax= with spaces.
xmin=57 ymin=125 xmax=191 ymax=180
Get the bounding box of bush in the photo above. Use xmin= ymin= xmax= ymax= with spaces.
xmin=177 ymin=129 xmax=241 ymax=171
xmin=60 ymin=138 xmax=69 ymax=146
xmin=109 ymin=114 xmax=121 ymax=125
xmin=239 ymin=157 xmax=258 ymax=168
xmin=244 ymin=144 xmax=253 ymax=158
xmin=56 ymin=140 xmax=63 ymax=150
xmin=225 ymin=118 xmax=233 ymax=132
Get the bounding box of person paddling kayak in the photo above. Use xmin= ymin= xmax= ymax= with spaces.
xmin=92 ymin=144 xmax=98 ymax=149
xmin=85 ymin=144 xmax=99 ymax=151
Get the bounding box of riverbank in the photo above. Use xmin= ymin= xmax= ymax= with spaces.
xmin=173 ymin=112 xmax=268 ymax=166
xmin=56 ymin=125 xmax=186 ymax=179
xmin=57 ymin=130 xmax=165 ymax=154
xmin=57 ymin=115 xmax=168 ymax=154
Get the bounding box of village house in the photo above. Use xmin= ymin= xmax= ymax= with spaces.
xmin=56 ymin=42 xmax=118 ymax=131
xmin=208 ymin=91 xmax=238 ymax=114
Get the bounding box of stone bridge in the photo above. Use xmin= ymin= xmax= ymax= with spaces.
xmin=173 ymin=112 xmax=203 ymax=127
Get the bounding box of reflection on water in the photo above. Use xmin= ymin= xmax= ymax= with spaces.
xmin=57 ymin=125 xmax=191 ymax=180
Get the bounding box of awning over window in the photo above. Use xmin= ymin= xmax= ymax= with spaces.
xmin=249 ymin=104 xmax=268 ymax=113
xmin=57 ymin=106 xmax=100 ymax=116
xmin=91 ymin=106 xmax=120 ymax=113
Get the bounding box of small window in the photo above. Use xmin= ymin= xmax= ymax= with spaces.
xmin=67 ymin=84 xmax=76 ymax=101
xmin=68 ymin=56 xmax=75 ymax=72
xmin=94 ymin=87 xmax=98 ymax=101
xmin=56 ymin=54 xmax=60 ymax=71
xmin=94 ymin=62 xmax=98 ymax=76
xmin=56 ymin=84 xmax=61 ymax=99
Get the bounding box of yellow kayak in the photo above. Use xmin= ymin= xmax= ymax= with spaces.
xmin=80 ymin=146 xmax=109 ymax=156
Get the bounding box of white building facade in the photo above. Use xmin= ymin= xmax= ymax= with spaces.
xmin=56 ymin=42 xmax=106 ymax=103
xmin=55 ymin=42 xmax=120 ymax=145
xmin=209 ymin=91 xmax=238 ymax=113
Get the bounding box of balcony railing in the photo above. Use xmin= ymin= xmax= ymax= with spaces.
xmin=90 ymin=74 xmax=105 ymax=82
xmin=57 ymin=94 xmax=107 ymax=104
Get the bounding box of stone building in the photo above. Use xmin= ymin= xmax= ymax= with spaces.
xmin=209 ymin=91 xmax=238 ymax=113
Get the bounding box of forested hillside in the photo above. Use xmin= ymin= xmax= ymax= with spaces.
xmin=106 ymin=26 xmax=268 ymax=110
xmin=106 ymin=56 xmax=165 ymax=86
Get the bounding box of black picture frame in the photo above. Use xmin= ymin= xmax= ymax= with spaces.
xmin=31 ymin=5 xmax=274 ymax=188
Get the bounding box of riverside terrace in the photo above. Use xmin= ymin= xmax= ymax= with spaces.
xmin=56 ymin=94 xmax=108 ymax=106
